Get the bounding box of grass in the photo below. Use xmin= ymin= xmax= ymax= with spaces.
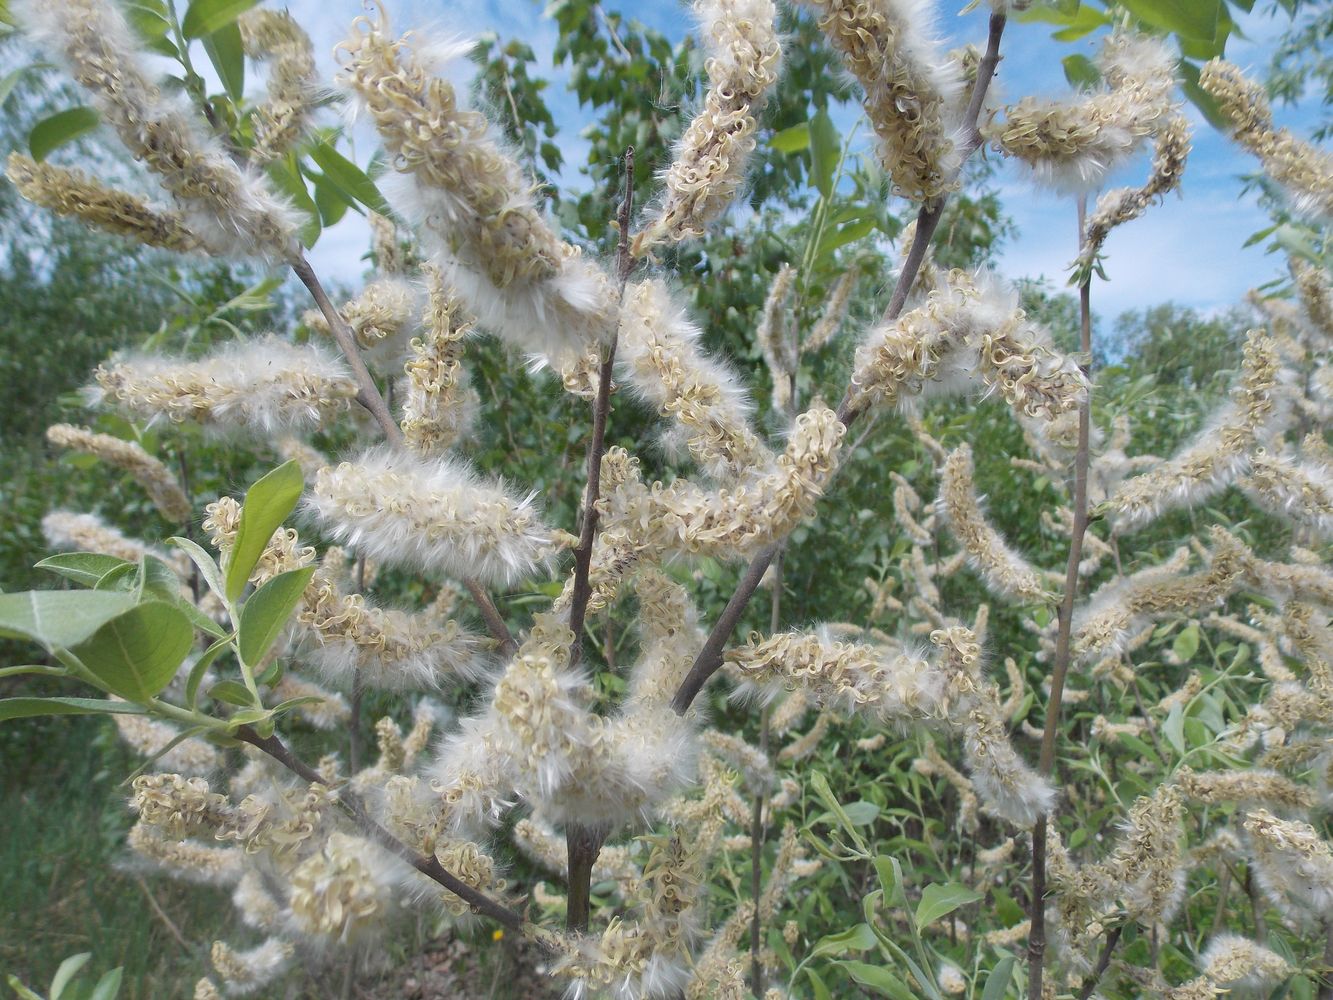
xmin=0 ymin=712 xmax=234 ymax=999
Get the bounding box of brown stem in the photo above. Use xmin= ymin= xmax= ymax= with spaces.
xmin=1245 ymin=866 xmax=1268 ymax=944
xmin=670 ymin=541 xmax=781 ymax=715
xmin=669 ymin=14 xmax=1008 ymax=717
xmin=234 ymin=725 xmax=525 ymax=930
xmin=1028 ymin=196 xmax=1095 ymax=1000
xmin=568 ymin=148 xmax=634 ymax=669
xmin=465 ymin=578 xmax=518 ymax=658
xmin=565 ymin=822 xmax=611 ymax=933
xmin=1075 ymin=925 xmax=1122 ymax=1000
xmin=291 ymin=254 xmax=402 ymax=446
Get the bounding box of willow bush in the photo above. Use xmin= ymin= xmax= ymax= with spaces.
xmin=1 ymin=0 xmax=1331 ymax=998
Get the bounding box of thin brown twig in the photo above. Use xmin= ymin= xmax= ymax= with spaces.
xmin=292 ymin=253 xmax=516 ymax=653
xmin=291 ymin=254 xmax=402 ymax=446
xmin=233 ymin=725 xmax=525 ymax=931
xmin=1075 ymin=924 xmax=1123 ymax=1000
xmin=564 ymin=149 xmax=635 ymax=934
xmin=1027 ymin=194 xmax=1095 ymax=1000
xmin=567 ymin=147 xmax=634 ymax=670
xmin=465 ymin=578 xmax=518 ymax=658
xmin=669 ymin=13 xmax=1008 ymax=717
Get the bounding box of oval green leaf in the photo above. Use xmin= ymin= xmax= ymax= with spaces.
xmin=70 ymin=601 xmax=194 ymax=701
xmin=0 ymin=590 xmax=136 ymax=648
xmin=811 ymin=922 xmax=876 ymax=958
xmin=308 ymin=139 xmax=391 ymax=215
xmin=225 ymin=460 xmax=304 ymax=602
xmin=238 ymin=565 xmax=314 ymax=667
xmin=837 ymin=961 xmax=916 ymax=1000
xmin=35 ymin=552 xmax=131 ymax=588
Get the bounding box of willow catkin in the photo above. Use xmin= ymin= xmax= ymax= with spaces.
xmin=1077 ymin=111 xmax=1191 ymax=272
xmin=1200 ymin=58 xmax=1333 ymax=222
xmin=337 ymin=10 xmax=615 ymax=364
xmin=6 ymin=154 xmax=201 ymax=252
xmin=802 ymin=0 xmax=962 ymax=202
xmin=306 ymin=446 xmax=563 ymax=587
xmin=46 ymin=423 xmax=191 ymax=523
xmin=400 ymin=266 xmax=477 ymax=454
xmin=938 ymin=443 xmax=1050 ymax=603
xmin=238 ymin=9 xmax=320 ymax=162
xmin=850 ymin=269 xmax=1087 ymax=420
xmin=87 ymin=337 xmax=357 ymax=437
xmin=617 ymin=278 xmax=770 ymax=480
xmin=634 ymin=0 xmax=782 ymax=252
xmin=14 ymin=0 xmax=299 ymax=259
xmin=990 ymin=32 xmax=1176 ymax=194
xmin=1107 ymin=328 xmax=1285 ymax=529
xmin=756 ymin=264 xmax=797 ymax=411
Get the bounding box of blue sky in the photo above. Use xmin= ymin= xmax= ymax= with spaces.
xmin=295 ymin=0 xmax=1323 ymax=319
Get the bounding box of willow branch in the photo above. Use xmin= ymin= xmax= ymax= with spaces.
xmin=567 ymin=149 xmax=634 ymax=669
xmin=234 ymin=725 xmax=525 ymax=931
xmin=670 ymin=13 xmax=1008 ymax=716
xmin=291 ymin=254 xmax=403 ymax=446
xmin=1028 ymin=195 xmax=1094 ymax=1000
xmin=292 ymin=253 xmax=515 ymax=654
xmin=1075 ymin=924 xmax=1122 ymax=1000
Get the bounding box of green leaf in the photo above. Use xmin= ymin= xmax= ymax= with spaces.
xmin=874 ymin=854 xmax=906 ymax=907
xmin=238 ymin=566 xmax=314 ymax=666
xmin=50 ymin=952 xmax=92 ymax=1000
xmin=839 ymin=800 xmax=881 ymax=826
xmin=186 ymin=635 xmax=233 ymax=709
xmin=208 ymin=679 xmax=256 ymax=707
xmin=29 ymin=106 xmax=101 ymax=161
xmin=0 ymin=64 xmax=29 ymax=109
xmin=267 ymin=155 xmax=321 ymax=247
xmin=0 ymin=590 xmax=136 ymax=648
xmin=168 ymin=536 xmax=227 ymax=601
xmin=88 ymin=966 xmax=123 ymax=1000
xmin=1062 ymin=53 xmax=1100 ymax=88
xmin=914 ymin=883 xmax=983 ymax=928
xmin=805 ymin=967 xmax=832 ymax=1000
xmin=308 ymin=139 xmax=390 ymax=215
xmin=811 ymin=922 xmax=877 ymax=958
xmin=1164 ymin=702 xmax=1186 ymax=755
xmin=313 ymin=173 xmax=350 ymax=227
xmin=1118 ymin=0 xmax=1219 ymax=43
xmin=225 ymin=460 xmax=304 ymax=602
xmin=70 ymin=601 xmax=194 ymax=701
xmin=0 ymin=697 xmax=147 ymax=722
xmin=35 ymin=552 xmax=131 ymax=588
xmin=1172 ymin=623 xmax=1200 ymax=662
xmin=1178 ymin=60 xmax=1229 ymax=130
xmin=809 ymin=108 xmax=839 ymax=199
xmin=202 ymin=21 xmax=245 ymax=102
xmin=837 ymin=961 xmax=916 ymax=1000
xmin=981 ymin=957 xmax=1016 ymax=1000
xmin=769 ymin=122 xmax=810 ymax=153
xmin=816 ymin=216 xmax=876 ymax=259
xmin=181 ymin=0 xmax=260 ymax=38
xmin=5 ymin=976 xmax=43 ymax=1000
